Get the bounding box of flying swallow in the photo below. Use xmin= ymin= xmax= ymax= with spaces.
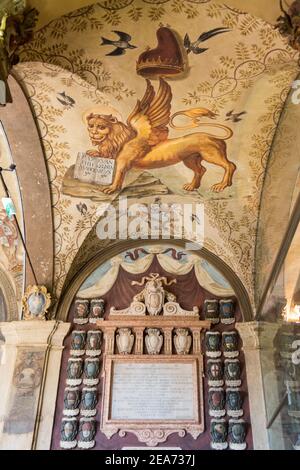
xmin=191 ymin=213 xmax=202 ymax=225
xmin=76 ymin=202 xmax=88 ymax=216
xmin=225 ymin=110 xmax=247 ymax=123
xmin=184 ymin=27 xmax=231 ymax=55
xmin=56 ymin=92 xmax=75 ymax=108
xmin=100 ymin=30 xmax=137 ymax=56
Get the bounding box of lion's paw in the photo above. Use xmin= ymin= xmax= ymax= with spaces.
xmin=102 ymin=185 xmax=121 ymax=194
xmin=183 ymin=183 xmax=197 ymax=191
xmin=211 ymin=182 xmax=227 ymax=192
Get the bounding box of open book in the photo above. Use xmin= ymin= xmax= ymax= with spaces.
xmin=74 ymin=152 xmax=115 ymax=186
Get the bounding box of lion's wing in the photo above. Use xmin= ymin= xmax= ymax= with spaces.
xmin=127 ymin=78 xmax=172 ymax=146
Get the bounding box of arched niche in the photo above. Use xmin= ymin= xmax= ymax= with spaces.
xmin=51 ymin=241 xmax=254 ymax=450
xmin=56 ymin=239 xmax=253 ymax=322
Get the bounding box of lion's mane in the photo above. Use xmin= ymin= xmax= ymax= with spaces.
xmin=87 ymin=114 xmax=134 ymax=159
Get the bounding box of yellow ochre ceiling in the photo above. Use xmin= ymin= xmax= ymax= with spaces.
xmin=11 ymin=0 xmax=299 ymax=315
xmin=29 ymin=0 xmax=282 ymax=29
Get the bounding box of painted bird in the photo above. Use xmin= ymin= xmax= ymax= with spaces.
xmin=56 ymin=92 xmax=75 ymax=108
xmin=225 ymin=110 xmax=247 ymax=123
xmin=100 ymin=31 xmax=137 ymax=56
xmin=191 ymin=213 xmax=202 ymax=225
xmin=76 ymin=202 xmax=88 ymax=216
xmin=184 ymin=27 xmax=231 ymax=55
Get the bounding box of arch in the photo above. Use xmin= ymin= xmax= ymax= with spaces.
xmin=55 ymin=238 xmax=253 ymax=323
xmin=255 ymin=76 xmax=300 ymax=309
xmin=0 ymin=74 xmax=54 ymax=290
xmin=0 ymin=266 xmax=18 ymax=321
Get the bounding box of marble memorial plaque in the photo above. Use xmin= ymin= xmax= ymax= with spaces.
xmin=110 ymin=362 xmax=196 ymax=421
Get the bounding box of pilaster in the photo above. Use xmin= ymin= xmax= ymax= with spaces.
xmin=0 ymin=321 xmax=70 ymax=450
xmin=236 ymin=321 xmax=283 ymax=450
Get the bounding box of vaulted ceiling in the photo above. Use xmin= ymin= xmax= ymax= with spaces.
xmin=1 ymin=0 xmax=299 ymax=319
xmin=29 ymin=0 xmax=282 ymax=28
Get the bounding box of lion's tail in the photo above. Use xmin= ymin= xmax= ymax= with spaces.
xmin=169 ymin=108 xmax=233 ymax=140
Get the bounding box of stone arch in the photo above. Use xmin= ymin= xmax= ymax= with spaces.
xmin=0 ymin=74 xmax=54 ymax=290
xmin=55 ymin=238 xmax=253 ymax=323
xmin=0 ymin=266 xmax=18 ymax=321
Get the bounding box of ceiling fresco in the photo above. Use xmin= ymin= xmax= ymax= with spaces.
xmin=29 ymin=0 xmax=282 ymax=29
xmin=10 ymin=0 xmax=299 ymax=313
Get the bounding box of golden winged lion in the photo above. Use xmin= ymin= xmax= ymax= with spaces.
xmin=86 ymin=78 xmax=236 ymax=194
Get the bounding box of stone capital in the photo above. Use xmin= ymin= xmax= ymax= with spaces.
xmin=236 ymin=321 xmax=281 ymax=351
xmin=0 ymin=321 xmax=71 ymax=347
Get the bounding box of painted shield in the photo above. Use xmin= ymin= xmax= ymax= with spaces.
xmin=80 ymin=420 xmax=95 ymax=440
xmin=65 ymin=390 xmax=80 ymax=409
xmin=71 ymin=331 xmax=86 ymax=350
xmin=82 ymin=390 xmax=97 ymax=409
xmin=90 ymin=299 xmax=105 ymax=318
xmin=86 ymin=362 xmax=97 ymax=378
xmin=75 ymin=300 xmax=89 ymax=318
xmin=223 ymin=332 xmax=238 ymax=351
xmin=209 ymin=389 xmax=225 ymax=409
xmin=208 ymin=360 xmax=223 ymax=381
xmin=87 ymin=331 xmax=102 ymax=350
xmin=28 ymin=293 xmax=46 ymax=316
xmin=206 ymin=332 xmax=221 ymax=351
xmin=231 ymin=423 xmax=245 ymax=441
xmin=68 ymin=360 xmax=83 ymax=379
xmin=227 ymin=390 xmax=242 ymax=410
xmin=204 ymin=299 xmax=219 ymax=323
xmin=220 ymin=299 xmax=235 ymax=323
xmin=211 ymin=420 xmax=227 ymax=442
xmin=228 ymin=419 xmax=247 ymax=448
xmin=61 ymin=419 xmax=77 ymax=441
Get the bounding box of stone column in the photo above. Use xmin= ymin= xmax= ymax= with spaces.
xmin=0 ymin=320 xmax=70 ymax=450
xmin=163 ymin=328 xmax=173 ymax=355
xmin=104 ymin=327 xmax=116 ymax=355
xmin=34 ymin=322 xmax=71 ymax=450
xmin=191 ymin=328 xmax=201 ymax=355
xmin=134 ymin=328 xmax=144 ymax=355
xmin=236 ymin=321 xmax=283 ymax=450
